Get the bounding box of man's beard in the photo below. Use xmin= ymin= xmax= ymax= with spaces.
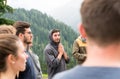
xmin=24 ymin=36 xmax=32 ymax=44
xmin=54 ymin=39 xmax=60 ymax=44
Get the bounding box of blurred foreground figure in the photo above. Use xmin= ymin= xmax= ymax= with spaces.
xmin=0 ymin=24 xmax=16 ymax=34
xmin=53 ymin=0 xmax=120 ymax=79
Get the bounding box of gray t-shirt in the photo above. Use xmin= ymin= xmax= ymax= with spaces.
xmin=53 ymin=65 xmax=120 ymax=79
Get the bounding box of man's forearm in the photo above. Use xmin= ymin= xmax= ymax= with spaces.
xmin=63 ymin=52 xmax=69 ymax=60
xmin=57 ymin=53 xmax=63 ymax=60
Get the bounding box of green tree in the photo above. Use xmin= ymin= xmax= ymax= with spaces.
xmin=0 ymin=0 xmax=14 ymax=25
xmin=3 ymin=8 xmax=78 ymax=73
xmin=0 ymin=0 xmax=13 ymax=17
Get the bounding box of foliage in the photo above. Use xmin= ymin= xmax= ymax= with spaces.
xmin=0 ymin=0 xmax=14 ymax=24
xmin=0 ymin=18 xmax=14 ymax=25
xmin=3 ymin=8 xmax=78 ymax=74
xmin=0 ymin=0 xmax=13 ymax=16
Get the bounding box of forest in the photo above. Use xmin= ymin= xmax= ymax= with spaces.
xmin=1 ymin=8 xmax=78 ymax=73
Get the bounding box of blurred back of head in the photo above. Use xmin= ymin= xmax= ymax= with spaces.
xmin=0 ymin=25 xmax=16 ymax=35
xmin=81 ymin=0 xmax=120 ymax=46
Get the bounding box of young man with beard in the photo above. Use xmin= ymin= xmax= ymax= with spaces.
xmin=53 ymin=0 xmax=120 ymax=79
xmin=44 ymin=29 xmax=69 ymax=79
xmin=13 ymin=21 xmax=42 ymax=79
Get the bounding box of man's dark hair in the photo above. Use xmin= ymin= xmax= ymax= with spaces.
xmin=51 ymin=29 xmax=60 ymax=35
xmin=13 ymin=21 xmax=30 ymax=36
xmin=81 ymin=0 xmax=120 ymax=46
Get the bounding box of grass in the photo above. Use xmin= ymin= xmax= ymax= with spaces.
xmin=43 ymin=74 xmax=48 ymax=79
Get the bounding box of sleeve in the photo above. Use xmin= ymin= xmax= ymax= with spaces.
xmin=65 ymin=57 xmax=70 ymax=64
xmin=72 ymin=40 xmax=80 ymax=60
xmin=44 ymin=49 xmax=60 ymax=68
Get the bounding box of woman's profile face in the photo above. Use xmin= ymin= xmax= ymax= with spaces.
xmin=0 ymin=35 xmax=28 ymax=73
xmin=13 ymin=40 xmax=28 ymax=72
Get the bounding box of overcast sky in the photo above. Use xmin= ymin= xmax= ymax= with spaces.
xmin=8 ymin=0 xmax=72 ymax=14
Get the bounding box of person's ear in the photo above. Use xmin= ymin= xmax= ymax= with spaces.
xmin=80 ymin=24 xmax=86 ymax=38
xmin=7 ymin=54 xmax=16 ymax=65
xmin=18 ymin=33 xmax=24 ymax=40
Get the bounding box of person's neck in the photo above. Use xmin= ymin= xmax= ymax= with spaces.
xmin=0 ymin=68 xmax=16 ymax=79
xmin=83 ymin=41 xmax=120 ymax=67
xmin=23 ymin=43 xmax=29 ymax=52
xmin=24 ymin=43 xmax=27 ymax=49
xmin=50 ymin=41 xmax=59 ymax=46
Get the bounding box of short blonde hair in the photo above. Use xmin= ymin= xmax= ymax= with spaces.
xmin=0 ymin=24 xmax=16 ymax=35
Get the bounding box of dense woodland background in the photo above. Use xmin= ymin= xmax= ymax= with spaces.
xmin=1 ymin=8 xmax=78 ymax=74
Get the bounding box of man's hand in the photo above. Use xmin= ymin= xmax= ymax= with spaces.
xmin=58 ymin=43 xmax=64 ymax=55
xmin=57 ymin=43 xmax=64 ymax=60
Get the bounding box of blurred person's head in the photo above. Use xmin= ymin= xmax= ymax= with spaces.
xmin=13 ymin=21 xmax=33 ymax=45
xmin=0 ymin=34 xmax=28 ymax=73
xmin=80 ymin=0 xmax=120 ymax=46
xmin=0 ymin=24 xmax=16 ymax=35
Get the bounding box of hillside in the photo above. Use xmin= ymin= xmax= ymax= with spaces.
xmin=2 ymin=8 xmax=78 ymax=73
